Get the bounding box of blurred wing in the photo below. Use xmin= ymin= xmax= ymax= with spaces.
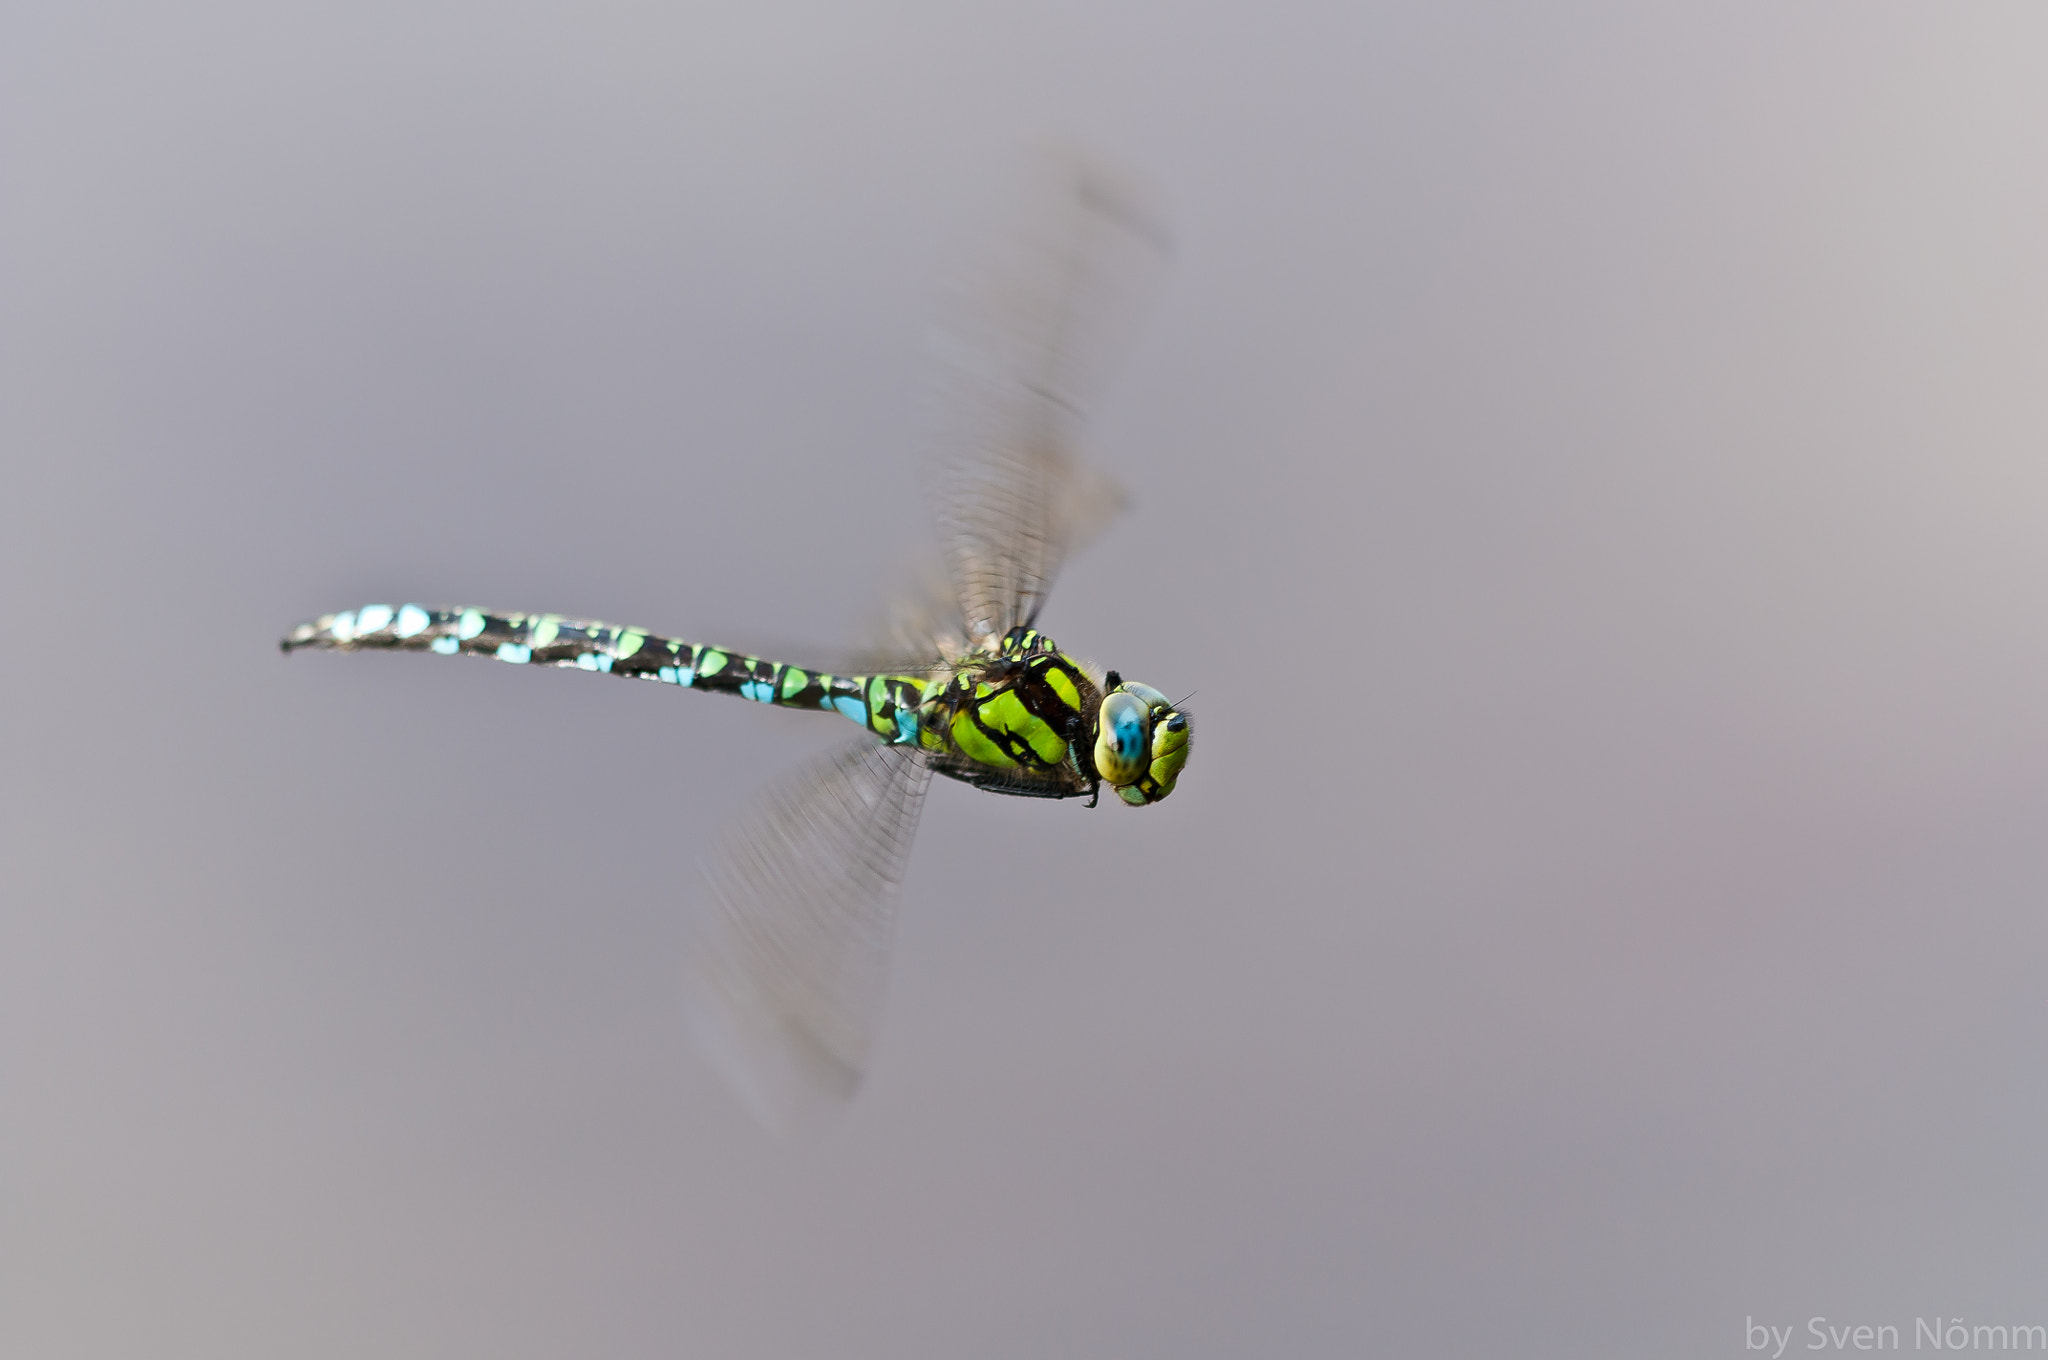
xmin=835 ymin=566 xmax=976 ymax=677
xmin=685 ymin=739 xmax=933 ymax=1135
xmin=929 ymin=152 xmax=1169 ymax=642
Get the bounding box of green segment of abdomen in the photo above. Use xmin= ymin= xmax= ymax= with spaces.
xmin=281 ymin=604 xmax=930 ymax=742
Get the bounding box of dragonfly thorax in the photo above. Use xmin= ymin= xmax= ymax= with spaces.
xmin=910 ymin=629 xmax=1092 ymax=797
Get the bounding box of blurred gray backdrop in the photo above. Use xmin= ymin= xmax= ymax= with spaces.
xmin=7 ymin=4 xmax=2048 ymax=1356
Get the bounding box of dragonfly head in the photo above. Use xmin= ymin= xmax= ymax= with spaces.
xmin=1092 ymin=673 xmax=1191 ymax=806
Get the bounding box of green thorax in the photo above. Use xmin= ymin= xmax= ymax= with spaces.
xmin=903 ymin=627 xmax=1101 ymax=799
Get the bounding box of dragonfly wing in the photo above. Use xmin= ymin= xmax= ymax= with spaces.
xmin=686 ymin=738 xmax=934 ymax=1135
xmin=928 ymin=152 xmax=1169 ymax=642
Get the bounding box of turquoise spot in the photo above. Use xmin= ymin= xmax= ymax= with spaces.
xmin=356 ymin=604 xmax=393 ymax=634
xmin=496 ymin=643 xmax=530 ymax=664
xmin=1111 ymin=707 xmax=1145 ymax=757
xmin=894 ymin=709 xmax=921 ymax=745
xmin=574 ymin=652 xmax=613 ymax=672
xmin=393 ymin=604 xmax=430 ymax=638
xmin=656 ymin=666 xmax=677 ymax=684
xmin=329 ymin=610 xmax=356 ymax=642
xmin=832 ymin=696 xmax=866 ymax=726
xmin=430 ymin=636 xmax=459 ymax=655
xmin=740 ymin=679 xmax=775 ymax=703
xmin=457 ymin=609 xmax=485 ymax=640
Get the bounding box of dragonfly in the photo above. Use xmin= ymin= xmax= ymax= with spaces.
xmin=281 ymin=159 xmax=1192 ymax=1131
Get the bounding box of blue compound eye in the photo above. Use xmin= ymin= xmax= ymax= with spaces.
xmin=1094 ymin=690 xmax=1152 ymax=786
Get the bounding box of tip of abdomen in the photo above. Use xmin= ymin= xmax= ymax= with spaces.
xmin=279 ymin=618 xmax=325 ymax=653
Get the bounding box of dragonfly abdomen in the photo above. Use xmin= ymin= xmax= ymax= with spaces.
xmin=281 ymin=604 xmax=929 ymax=741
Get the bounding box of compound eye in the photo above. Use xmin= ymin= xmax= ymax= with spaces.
xmin=1144 ymin=708 xmax=1191 ymax=799
xmin=1118 ymin=681 xmax=1171 ymax=714
xmin=1094 ymin=690 xmax=1152 ymax=786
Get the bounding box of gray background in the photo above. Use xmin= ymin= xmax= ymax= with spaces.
xmin=7 ymin=4 xmax=2047 ymax=1356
